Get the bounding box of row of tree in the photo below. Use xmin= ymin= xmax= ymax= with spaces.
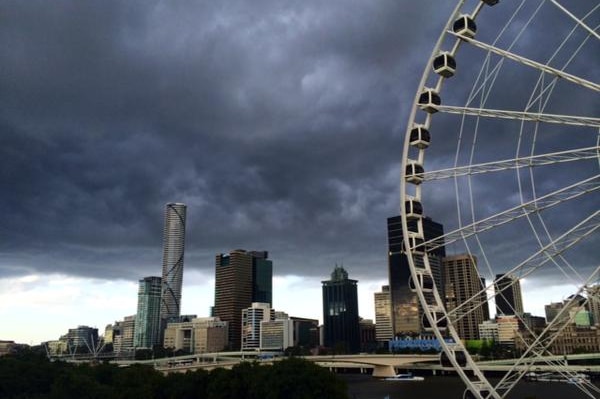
xmin=0 ymin=350 xmax=348 ymax=399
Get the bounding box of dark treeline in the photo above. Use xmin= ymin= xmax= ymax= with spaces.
xmin=0 ymin=351 xmax=348 ymax=399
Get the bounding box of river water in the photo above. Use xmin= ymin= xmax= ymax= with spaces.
xmin=342 ymin=374 xmax=599 ymax=399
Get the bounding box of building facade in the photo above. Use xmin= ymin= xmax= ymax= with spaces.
xmin=496 ymin=315 xmax=519 ymax=345
xmin=134 ymin=276 xmax=162 ymax=349
xmin=63 ymin=325 xmax=99 ymax=350
xmin=112 ymin=315 xmax=136 ymax=354
xmin=444 ymin=254 xmax=487 ymax=340
xmin=160 ymin=203 xmax=187 ymax=322
xmin=213 ymin=249 xmax=273 ymax=350
xmin=242 ymin=302 xmax=274 ymax=350
xmin=494 ymin=273 xmax=524 ymax=316
xmin=322 ymin=265 xmax=360 ymax=353
xmin=374 ymin=285 xmax=393 ymax=343
xmin=588 ymin=285 xmax=600 ymax=326
xmin=388 ymin=216 xmax=445 ymax=336
xmin=290 ymin=317 xmax=320 ymax=348
xmin=260 ymin=319 xmax=294 ymax=351
xmin=478 ymin=320 xmax=499 ymax=341
xmin=251 ymin=251 xmax=273 ymax=305
xmin=163 ymin=317 xmax=228 ymax=354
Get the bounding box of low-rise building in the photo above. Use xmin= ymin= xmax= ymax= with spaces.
xmin=478 ymin=320 xmax=499 ymax=342
xmin=260 ymin=319 xmax=294 ymax=351
xmin=496 ymin=315 xmax=519 ymax=346
xmin=163 ymin=317 xmax=228 ymax=353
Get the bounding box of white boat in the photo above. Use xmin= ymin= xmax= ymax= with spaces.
xmin=384 ymin=373 xmax=425 ymax=381
xmin=526 ymin=371 xmax=590 ymax=384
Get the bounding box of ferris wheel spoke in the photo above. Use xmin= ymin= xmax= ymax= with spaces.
xmin=435 ymin=105 xmax=600 ymax=127
xmin=549 ymin=0 xmax=600 ymax=41
xmin=420 ymin=174 xmax=600 ymax=252
xmin=421 ymin=146 xmax=599 ymax=181
xmin=499 ymin=270 xmax=600 ymax=398
xmin=443 ymin=211 xmax=599 ymax=325
xmin=449 ymin=32 xmax=600 ymax=93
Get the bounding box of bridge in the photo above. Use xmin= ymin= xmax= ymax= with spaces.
xmin=102 ymin=351 xmax=600 ymax=378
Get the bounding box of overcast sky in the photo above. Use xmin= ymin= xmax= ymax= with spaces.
xmin=1 ymin=1 xmax=598 ymax=345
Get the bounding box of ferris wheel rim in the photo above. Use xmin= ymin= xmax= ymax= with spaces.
xmin=399 ymin=1 xmax=600 ymax=398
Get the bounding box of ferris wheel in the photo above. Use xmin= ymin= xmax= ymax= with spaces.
xmin=400 ymin=1 xmax=599 ymax=398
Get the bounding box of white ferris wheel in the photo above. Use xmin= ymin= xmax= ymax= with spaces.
xmin=400 ymin=1 xmax=599 ymax=398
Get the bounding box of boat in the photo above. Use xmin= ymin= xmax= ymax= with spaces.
xmin=384 ymin=372 xmax=425 ymax=381
xmin=525 ymin=371 xmax=590 ymax=384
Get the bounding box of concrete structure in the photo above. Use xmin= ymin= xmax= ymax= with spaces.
xmin=134 ymin=276 xmax=162 ymax=349
xmin=0 ymin=341 xmax=19 ymax=356
xmin=322 ymin=265 xmax=360 ymax=353
xmin=494 ymin=273 xmax=524 ymax=316
xmin=387 ymin=216 xmax=445 ymax=336
xmin=112 ymin=315 xmax=136 ymax=354
xmin=213 ymin=249 xmax=273 ymax=350
xmin=545 ymin=301 xmax=564 ymax=324
xmin=359 ymin=319 xmax=377 ymax=353
xmin=374 ymin=285 xmax=393 ymax=343
xmin=496 ymin=315 xmax=519 ymax=345
xmin=478 ymin=320 xmax=499 ymax=341
xmin=63 ymin=325 xmax=99 ymax=350
xmin=516 ymin=325 xmax=600 ymax=355
xmin=160 ymin=203 xmax=187 ymax=322
xmin=290 ymin=317 xmax=319 ymax=348
xmin=260 ymin=318 xmax=294 ymax=351
xmin=44 ymin=340 xmax=68 ymax=356
xmin=444 ymin=254 xmax=486 ymax=340
xmin=241 ymin=302 xmax=273 ymax=350
xmin=163 ymin=317 xmax=228 ymax=354
xmin=588 ymin=284 xmax=600 ymax=326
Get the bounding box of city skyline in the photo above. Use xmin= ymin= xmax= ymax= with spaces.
xmin=1 ymin=1 xmax=594 ymax=345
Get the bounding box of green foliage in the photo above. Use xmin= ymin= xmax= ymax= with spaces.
xmin=0 ymin=350 xmax=348 ymax=399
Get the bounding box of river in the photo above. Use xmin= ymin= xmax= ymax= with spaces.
xmin=342 ymin=374 xmax=600 ymax=399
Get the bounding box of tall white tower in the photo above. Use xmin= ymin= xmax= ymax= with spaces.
xmin=160 ymin=202 xmax=187 ymax=322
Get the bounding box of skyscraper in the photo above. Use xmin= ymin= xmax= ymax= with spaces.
xmin=134 ymin=276 xmax=162 ymax=349
xmin=322 ymin=265 xmax=360 ymax=353
xmin=250 ymin=251 xmax=273 ymax=305
xmin=494 ymin=273 xmax=524 ymax=316
xmin=213 ymin=249 xmax=273 ymax=350
xmin=387 ymin=215 xmax=445 ymax=336
xmin=444 ymin=254 xmax=487 ymax=340
xmin=160 ymin=203 xmax=187 ymax=322
xmin=374 ymin=285 xmax=393 ymax=343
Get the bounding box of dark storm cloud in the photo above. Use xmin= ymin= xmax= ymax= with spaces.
xmin=0 ymin=1 xmax=455 ymax=280
xmin=0 ymin=1 xmax=596 ymax=289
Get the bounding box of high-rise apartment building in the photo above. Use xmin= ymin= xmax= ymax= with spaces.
xmin=213 ymin=249 xmax=273 ymax=350
xmin=387 ymin=215 xmax=445 ymax=336
xmin=322 ymin=265 xmax=360 ymax=353
xmin=160 ymin=203 xmax=187 ymax=322
xmin=134 ymin=276 xmax=162 ymax=349
xmin=444 ymin=254 xmax=487 ymax=340
xmin=494 ymin=273 xmax=524 ymax=316
xmin=374 ymin=285 xmax=393 ymax=343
